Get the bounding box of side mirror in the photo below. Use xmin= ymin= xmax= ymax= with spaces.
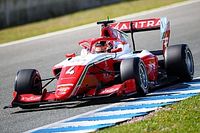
xmin=65 ymin=53 xmax=76 ymax=59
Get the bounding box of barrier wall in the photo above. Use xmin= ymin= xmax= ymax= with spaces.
xmin=0 ymin=0 xmax=120 ymax=28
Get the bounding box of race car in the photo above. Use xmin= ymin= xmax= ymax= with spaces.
xmin=4 ymin=17 xmax=194 ymax=109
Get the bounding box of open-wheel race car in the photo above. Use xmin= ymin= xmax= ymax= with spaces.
xmin=4 ymin=17 xmax=194 ymax=109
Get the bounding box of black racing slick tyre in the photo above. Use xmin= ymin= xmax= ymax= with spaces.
xmin=165 ymin=44 xmax=194 ymax=81
xmin=120 ymin=58 xmax=149 ymax=96
xmin=14 ymin=69 xmax=42 ymax=95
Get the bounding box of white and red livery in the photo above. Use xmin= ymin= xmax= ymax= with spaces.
xmin=4 ymin=17 xmax=194 ymax=109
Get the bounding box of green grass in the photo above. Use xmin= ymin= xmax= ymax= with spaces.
xmin=97 ymin=94 xmax=200 ymax=133
xmin=0 ymin=0 xmax=185 ymax=44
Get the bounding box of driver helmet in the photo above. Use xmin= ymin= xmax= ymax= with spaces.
xmin=95 ymin=41 xmax=107 ymax=53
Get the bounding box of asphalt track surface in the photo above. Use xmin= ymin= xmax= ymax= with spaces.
xmin=0 ymin=1 xmax=200 ymax=132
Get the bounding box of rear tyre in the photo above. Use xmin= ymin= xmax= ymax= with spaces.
xmin=165 ymin=44 xmax=194 ymax=81
xmin=120 ymin=58 xmax=149 ymax=96
xmin=15 ymin=69 xmax=42 ymax=95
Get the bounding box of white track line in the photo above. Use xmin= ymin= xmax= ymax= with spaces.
xmin=1 ymin=0 xmax=199 ymax=48
xmin=47 ymin=118 xmax=127 ymax=128
xmin=90 ymin=107 xmax=159 ymax=117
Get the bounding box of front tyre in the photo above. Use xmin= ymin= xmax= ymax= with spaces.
xmin=120 ymin=58 xmax=149 ymax=96
xmin=165 ymin=44 xmax=194 ymax=81
xmin=15 ymin=69 xmax=42 ymax=95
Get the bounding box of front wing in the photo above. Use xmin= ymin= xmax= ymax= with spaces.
xmin=5 ymin=79 xmax=137 ymax=109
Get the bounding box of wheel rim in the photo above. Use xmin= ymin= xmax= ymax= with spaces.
xmin=185 ymin=50 xmax=194 ymax=75
xmin=139 ymin=62 xmax=148 ymax=91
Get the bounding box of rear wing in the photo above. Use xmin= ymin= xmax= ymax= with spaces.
xmin=110 ymin=17 xmax=170 ymax=52
xmin=110 ymin=18 xmax=160 ymax=32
